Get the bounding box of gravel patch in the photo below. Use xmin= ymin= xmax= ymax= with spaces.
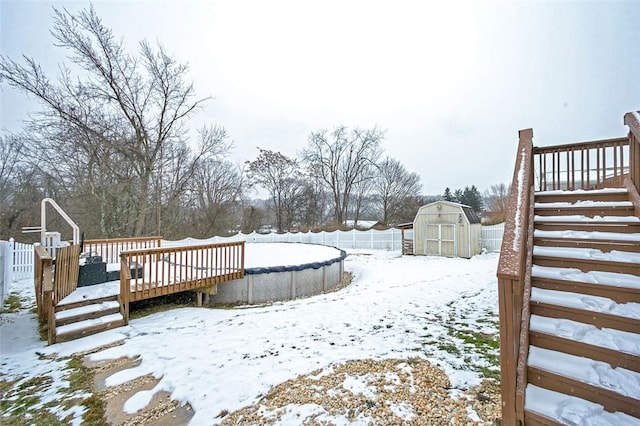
xmin=221 ymin=358 xmax=501 ymax=425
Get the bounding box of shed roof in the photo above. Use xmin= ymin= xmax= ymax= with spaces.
xmin=418 ymin=201 xmax=481 ymax=224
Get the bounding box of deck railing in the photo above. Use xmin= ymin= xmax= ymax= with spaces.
xmin=83 ymin=236 xmax=162 ymax=265
xmin=534 ymin=137 xmax=629 ymax=191
xmin=52 ymin=244 xmax=80 ymax=305
xmin=119 ymin=241 xmax=245 ymax=324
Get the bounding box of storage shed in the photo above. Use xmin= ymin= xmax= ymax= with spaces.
xmin=413 ymin=201 xmax=482 ymax=258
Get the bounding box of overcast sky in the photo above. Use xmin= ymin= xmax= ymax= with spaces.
xmin=1 ymin=0 xmax=639 ymax=196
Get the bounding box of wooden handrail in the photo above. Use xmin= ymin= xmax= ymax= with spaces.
xmin=514 ymin=185 xmax=535 ymax=421
xmin=497 ymin=128 xmax=534 ymax=425
xmin=83 ymin=236 xmax=162 ymax=265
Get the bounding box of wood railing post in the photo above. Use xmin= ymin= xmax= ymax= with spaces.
xmin=120 ymin=255 xmax=131 ymax=325
xmin=47 ymin=290 xmax=56 ymax=345
xmin=624 ymin=111 xmax=640 ymax=215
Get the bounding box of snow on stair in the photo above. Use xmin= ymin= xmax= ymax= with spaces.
xmin=533 ymin=246 xmax=640 ymax=264
xmin=534 ymin=215 xmax=640 ymax=222
xmin=534 ymin=229 xmax=640 ymax=242
xmin=56 ymin=313 xmax=124 ymax=336
xmin=525 ymin=385 xmax=640 ymax=426
xmin=528 ymin=346 xmax=640 ymax=398
xmin=531 ymin=288 xmax=640 ymax=319
xmin=535 ymin=188 xmax=629 ymax=196
xmin=532 ymin=265 xmax=640 ymax=289
xmin=55 ymin=300 xmax=120 ymax=321
xmin=534 ymin=200 xmax=634 ymax=208
xmin=529 ymin=315 xmax=640 ymax=356
xmin=58 ymin=281 xmax=120 ymax=306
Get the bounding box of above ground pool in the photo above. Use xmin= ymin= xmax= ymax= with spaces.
xmin=205 ymin=242 xmax=346 ymax=305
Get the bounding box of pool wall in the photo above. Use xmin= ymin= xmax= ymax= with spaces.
xmin=206 ymin=248 xmax=346 ymax=305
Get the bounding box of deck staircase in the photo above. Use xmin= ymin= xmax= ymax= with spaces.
xmin=525 ymin=188 xmax=640 ymax=424
xmin=53 ymin=295 xmax=125 ymax=343
xmin=497 ymin=111 xmax=640 ymax=425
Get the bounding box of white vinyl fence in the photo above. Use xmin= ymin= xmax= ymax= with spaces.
xmin=1 ymin=239 xmax=34 ymax=309
xmin=164 ymin=228 xmax=406 ymax=251
xmin=164 ymin=225 xmax=505 ymax=253
xmin=481 ymin=223 xmax=505 ymax=253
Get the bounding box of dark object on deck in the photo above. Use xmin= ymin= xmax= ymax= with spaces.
xmin=78 ymin=255 xmax=106 ymax=287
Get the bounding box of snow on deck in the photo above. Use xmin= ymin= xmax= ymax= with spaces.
xmin=528 ymin=346 xmax=640 ymax=398
xmin=529 ymin=315 xmax=640 ymax=356
xmin=531 ymin=287 xmax=640 ymax=319
xmin=532 ymin=265 xmax=640 ymax=289
xmin=525 ymin=385 xmax=640 ymax=425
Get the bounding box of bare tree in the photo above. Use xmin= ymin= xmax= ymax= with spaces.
xmin=183 ymin=158 xmax=246 ymax=238
xmin=303 ymin=126 xmax=383 ymax=225
xmin=246 ymin=148 xmax=304 ymax=232
xmin=0 ymin=6 xmax=210 ymax=236
xmin=373 ymin=156 xmax=422 ymax=225
xmin=0 ymin=135 xmax=25 ymax=207
xmin=483 ymin=183 xmax=510 ymax=224
xmin=0 ymin=134 xmax=42 ymax=239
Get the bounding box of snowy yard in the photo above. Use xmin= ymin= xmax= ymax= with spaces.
xmin=1 ymin=249 xmax=501 ymax=425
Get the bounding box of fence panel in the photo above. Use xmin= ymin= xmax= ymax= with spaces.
xmin=1 ymin=241 xmax=11 ymax=309
xmin=12 ymin=240 xmax=34 ymax=280
xmin=481 ymin=223 xmax=505 ymax=253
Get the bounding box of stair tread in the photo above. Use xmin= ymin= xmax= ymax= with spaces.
xmin=533 ymin=245 xmax=640 ymax=264
xmin=525 ymin=384 xmax=640 ymax=425
xmin=534 ymin=229 xmax=640 ymax=242
xmin=55 ymin=300 xmax=120 ymax=321
xmin=534 ymin=214 xmax=640 ymax=223
xmin=535 ymin=188 xmax=629 ymax=196
xmin=56 ymin=312 xmax=124 ymax=336
xmin=535 ymin=201 xmax=633 ymax=208
xmin=530 ymin=315 xmax=640 ymax=357
xmin=531 ymin=288 xmax=640 ymax=321
xmin=532 ymin=265 xmax=640 ymax=289
xmin=58 ymin=281 xmax=120 ymax=306
xmin=528 ymin=346 xmax=640 ymax=399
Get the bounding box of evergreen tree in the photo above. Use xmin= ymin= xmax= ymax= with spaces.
xmin=443 ymin=187 xmax=454 ymax=202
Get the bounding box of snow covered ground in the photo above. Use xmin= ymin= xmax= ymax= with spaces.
xmin=1 ymin=249 xmax=500 ymax=425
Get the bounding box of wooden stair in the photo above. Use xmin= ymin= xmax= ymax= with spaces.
xmin=523 ymin=189 xmax=640 ymax=424
xmin=54 ymin=295 xmax=125 ymax=343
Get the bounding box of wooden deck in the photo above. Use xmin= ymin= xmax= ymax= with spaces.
xmin=34 ymin=238 xmax=245 ymax=344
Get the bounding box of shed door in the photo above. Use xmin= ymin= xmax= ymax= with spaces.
xmin=425 ymin=224 xmax=457 ymax=257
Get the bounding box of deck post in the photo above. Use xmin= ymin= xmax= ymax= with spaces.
xmin=119 ymin=255 xmax=131 ymax=325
